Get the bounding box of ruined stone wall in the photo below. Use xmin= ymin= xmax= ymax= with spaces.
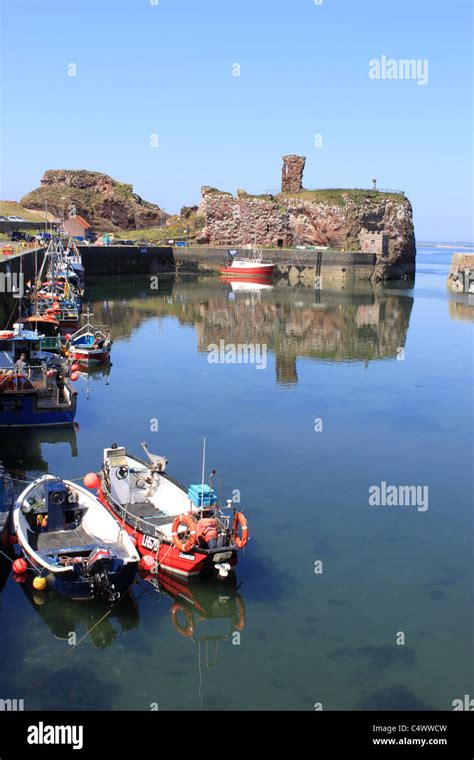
xmin=281 ymin=155 xmax=306 ymax=193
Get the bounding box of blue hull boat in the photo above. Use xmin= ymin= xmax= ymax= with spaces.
xmin=0 ymin=385 xmax=77 ymax=427
xmin=0 ymin=323 xmax=77 ymax=428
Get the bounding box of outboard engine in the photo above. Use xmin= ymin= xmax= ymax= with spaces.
xmin=86 ymin=548 xmax=119 ymax=603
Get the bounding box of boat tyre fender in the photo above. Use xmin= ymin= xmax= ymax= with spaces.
xmin=171 ymin=514 xmax=197 ymax=552
xmin=233 ymin=512 xmax=248 ymax=549
xmin=170 ymin=603 xmax=194 ymax=638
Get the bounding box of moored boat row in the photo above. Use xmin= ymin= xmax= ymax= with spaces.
xmin=0 ymin=237 xmax=112 ymax=428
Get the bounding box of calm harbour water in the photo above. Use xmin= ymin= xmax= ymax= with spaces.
xmin=0 ymin=246 xmax=472 ymax=711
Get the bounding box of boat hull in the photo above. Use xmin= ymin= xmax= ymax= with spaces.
xmin=0 ymin=391 xmax=77 ymax=427
xmin=219 ymin=264 xmax=274 ymax=277
xmin=20 ymin=543 xmax=137 ymax=601
xmin=97 ymin=483 xmax=238 ymax=578
xmin=71 ymin=347 xmax=110 ymax=366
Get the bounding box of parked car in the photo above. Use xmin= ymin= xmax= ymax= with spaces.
xmin=11 ymin=231 xmax=33 ymax=241
xmin=7 ymin=215 xmax=25 ymax=222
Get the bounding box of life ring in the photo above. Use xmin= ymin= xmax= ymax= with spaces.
xmin=233 ymin=512 xmax=248 ymax=549
xmin=233 ymin=594 xmax=246 ymax=631
xmin=170 ymin=603 xmax=194 ymax=638
xmin=171 ymin=514 xmax=197 ymax=552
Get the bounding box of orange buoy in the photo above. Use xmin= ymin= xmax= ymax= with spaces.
xmin=12 ymin=558 xmax=28 ymax=574
xmin=83 ymin=472 xmax=100 ymax=489
xmin=71 ymin=363 xmax=79 ymax=372
xmin=139 ymin=554 xmax=156 ymax=572
xmin=70 ymin=372 xmax=79 ymax=382
xmin=171 ymin=514 xmax=197 ymax=552
xmin=233 ymin=512 xmax=248 ymax=549
xmin=170 ymin=603 xmax=194 ymax=638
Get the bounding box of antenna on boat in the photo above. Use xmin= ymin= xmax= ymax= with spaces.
xmin=201 ymin=437 xmax=206 ymax=508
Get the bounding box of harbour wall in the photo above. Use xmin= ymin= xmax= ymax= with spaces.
xmin=81 ymin=246 xmax=174 ymax=275
xmin=173 ymin=247 xmax=378 ymax=285
xmin=80 ymin=245 xmax=378 ymax=284
xmin=0 ymin=243 xmax=381 ymax=291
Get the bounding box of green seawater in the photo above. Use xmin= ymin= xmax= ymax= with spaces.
xmin=0 ymin=246 xmax=472 ymax=711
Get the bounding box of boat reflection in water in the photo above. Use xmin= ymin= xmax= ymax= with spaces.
xmin=139 ymin=570 xmax=246 ymax=672
xmin=220 ymin=275 xmax=274 ymax=293
xmin=20 ymin=576 xmax=139 ymax=648
xmin=0 ymin=425 xmax=78 ymax=480
xmin=76 ymin=361 xmax=112 ymax=400
xmin=0 ymin=553 xmax=12 ymax=605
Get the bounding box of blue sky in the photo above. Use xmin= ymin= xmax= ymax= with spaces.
xmin=0 ymin=0 xmax=472 ymax=240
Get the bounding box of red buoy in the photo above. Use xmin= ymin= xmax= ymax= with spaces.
xmin=12 ymin=558 xmax=28 ymax=574
xmin=70 ymin=372 xmax=79 ymax=382
xmin=71 ymin=363 xmax=79 ymax=372
xmin=139 ymin=555 xmax=156 ymax=572
xmin=83 ymin=472 xmax=100 ymax=489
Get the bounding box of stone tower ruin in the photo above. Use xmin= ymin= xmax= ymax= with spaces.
xmin=281 ymin=155 xmax=306 ymax=193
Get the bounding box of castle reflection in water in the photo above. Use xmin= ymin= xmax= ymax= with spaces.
xmin=87 ymin=276 xmax=414 ymax=386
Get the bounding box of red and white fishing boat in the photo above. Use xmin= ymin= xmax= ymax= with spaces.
xmin=219 ymin=247 xmax=274 ymax=278
xmin=88 ymin=442 xmax=249 ymax=580
xmin=67 ymin=311 xmax=112 ymax=367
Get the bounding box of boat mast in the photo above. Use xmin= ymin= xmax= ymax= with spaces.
xmin=200 ymin=437 xmax=206 ymax=508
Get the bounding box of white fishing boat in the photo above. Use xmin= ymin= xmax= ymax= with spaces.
xmin=13 ymin=475 xmax=139 ymax=601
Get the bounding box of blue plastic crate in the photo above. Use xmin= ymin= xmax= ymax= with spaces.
xmin=188 ymin=484 xmax=217 ymax=507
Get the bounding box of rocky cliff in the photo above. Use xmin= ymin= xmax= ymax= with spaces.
xmin=21 ymin=170 xmax=167 ymax=231
xmin=198 ymin=187 xmax=416 ymax=280
xmin=197 ymin=154 xmax=415 ymax=280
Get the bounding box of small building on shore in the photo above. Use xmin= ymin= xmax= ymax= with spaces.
xmin=64 ymin=214 xmax=93 ymax=240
